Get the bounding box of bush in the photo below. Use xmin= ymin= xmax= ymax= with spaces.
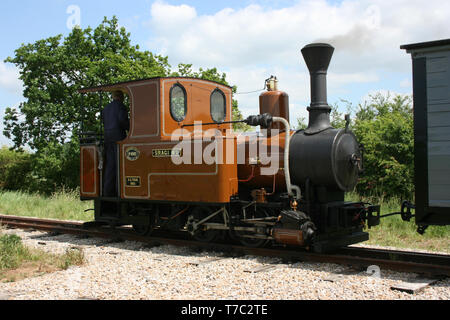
xmin=0 ymin=147 xmax=33 ymax=191
xmin=0 ymin=234 xmax=31 ymax=270
xmin=352 ymin=93 xmax=414 ymax=200
xmin=30 ymin=140 xmax=80 ymax=194
xmin=0 ymin=141 xmax=80 ymax=195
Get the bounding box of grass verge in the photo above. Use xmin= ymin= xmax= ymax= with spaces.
xmin=0 ymin=189 xmax=94 ymax=222
xmin=0 ymin=232 xmax=85 ymax=283
xmin=347 ymin=193 xmax=450 ymax=253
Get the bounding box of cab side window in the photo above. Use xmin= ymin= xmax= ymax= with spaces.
xmin=170 ymin=83 xmax=187 ymax=122
xmin=211 ymin=89 xmax=226 ymax=123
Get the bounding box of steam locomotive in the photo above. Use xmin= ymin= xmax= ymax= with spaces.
xmin=79 ymin=43 xmax=380 ymax=252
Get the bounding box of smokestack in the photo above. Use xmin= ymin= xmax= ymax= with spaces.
xmin=301 ymin=43 xmax=335 ymax=134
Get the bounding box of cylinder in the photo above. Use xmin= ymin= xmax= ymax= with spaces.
xmin=273 ymin=228 xmax=305 ymax=246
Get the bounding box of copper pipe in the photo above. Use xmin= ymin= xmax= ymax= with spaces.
xmin=239 ymin=166 xmax=255 ymax=182
xmin=266 ymin=175 xmax=277 ymax=196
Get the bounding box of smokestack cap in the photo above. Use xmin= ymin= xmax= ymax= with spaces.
xmin=301 ymin=43 xmax=335 ymax=74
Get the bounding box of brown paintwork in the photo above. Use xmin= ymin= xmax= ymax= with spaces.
xmin=128 ymin=80 xmax=159 ymax=138
xmin=80 ymin=145 xmax=99 ymax=198
xmin=160 ymin=78 xmax=233 ymax=139
xmin=120 ymin=139 xmax=238 ymax=202
xmin=237 ymin=131 xmax=293 ymax=191
xmin=259 ymin=90 xmax=290 ymax=131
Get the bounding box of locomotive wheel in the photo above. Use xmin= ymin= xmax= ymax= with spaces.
xmin=239 ymin=237 xmax=270 ymax=248
xmin=132 ymin=214 xmax=156 ymax=236
xmin=230 ymin=207 xmax=272 ymax=248
xmin=230 ymin=232 xmax=271 ymax=248
xmin=190 ymin=207 xmax=223 ymax=242
xmin=132 ymin=224 xmax=152 ymax=236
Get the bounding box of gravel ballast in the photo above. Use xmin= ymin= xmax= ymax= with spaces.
xmin=0 ymin=228 xmax=448 ymax=300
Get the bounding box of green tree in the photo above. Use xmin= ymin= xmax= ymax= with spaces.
xmin=352 ymin=93 xmax=414 ymax=200
xmin=3 ymin=17 xmax=250 ymax=193
xmin=3 ymin=17 xmax=170 ymax=151
xmin=296 ymin=116 xmax=307 ymax=130
xmin=3 ymin=17 xmax=172 ymax=193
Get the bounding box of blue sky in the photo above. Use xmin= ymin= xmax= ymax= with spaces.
xmin=0 ymin=0 xmax=448 ymax=147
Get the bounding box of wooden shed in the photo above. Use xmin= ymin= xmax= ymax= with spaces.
xmin=401 ymin=39 xmax=450 ymax=226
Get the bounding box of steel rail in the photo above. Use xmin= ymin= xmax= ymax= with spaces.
xmin=0 ymin=214 xmax=449 ymax=277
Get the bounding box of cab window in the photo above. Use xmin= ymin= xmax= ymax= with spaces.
xmin=170 ymin=84 xmax=187 ymax=122
xmin=211 ymin=89 xmax=226 ymax=123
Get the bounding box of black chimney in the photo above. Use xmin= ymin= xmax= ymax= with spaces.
xmin=301 ymin=43 xmax=334 ymax=135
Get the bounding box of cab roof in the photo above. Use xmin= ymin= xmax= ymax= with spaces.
xmin=78 ymin=77 xmax=233 ymax=93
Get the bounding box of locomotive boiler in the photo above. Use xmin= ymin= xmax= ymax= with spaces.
xmin=78 ymin=43 xmax=380 ymax=252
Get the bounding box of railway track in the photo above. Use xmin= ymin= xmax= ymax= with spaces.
xmin=1 ymin=214 xmax=449 ymax=277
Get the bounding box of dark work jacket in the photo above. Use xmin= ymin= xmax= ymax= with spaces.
xmin=101 ymin=100 xmax=130 ymax=143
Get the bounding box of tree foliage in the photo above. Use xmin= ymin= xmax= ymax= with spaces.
xmin=0 ymin=147 xmax=33 ymax=191
xmin=1 ymin=17 xmax=247 ymax=193
xmin=2 ymin=17 xmax=173 ymax=193
xmin=2 ymin=17 xmax=251 ymax=193
xmin=352 ymin=93 xmax=414 ymax=200
xmin=3 ymin=16 xmax=171 ymax=151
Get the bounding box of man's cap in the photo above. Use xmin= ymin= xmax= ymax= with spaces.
xmin=112 ymin=90 xmax=124 ymax=100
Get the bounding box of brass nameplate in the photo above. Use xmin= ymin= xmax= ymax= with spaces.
xmin=126 ymin=176 xmax=141 ymax=187
xmin=152 ymin=148 xmax=182 ymax=158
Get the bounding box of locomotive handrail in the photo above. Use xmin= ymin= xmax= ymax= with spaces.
xmin=78 ymin=131 xmax=104 ymax=145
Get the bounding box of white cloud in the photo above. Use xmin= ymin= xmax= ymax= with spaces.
xmin=147 ymin=0 xmax=450 ymax=69
xmin=145 ymin=0 xmax=449 ymax=122
xmin=0 ymin=63 xmax=23 ymax=147
xmin=0 ymin=62 xmax=23 ymax=96
xmin=151 ymin=1 xmax=197 ymax=22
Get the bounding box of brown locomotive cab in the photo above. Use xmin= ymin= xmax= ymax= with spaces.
xmin=79 ymin=77 xmax=237 ymax=204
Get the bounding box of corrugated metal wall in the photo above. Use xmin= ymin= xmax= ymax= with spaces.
xmin=426 ymin=51 xmax=450 ymax=207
